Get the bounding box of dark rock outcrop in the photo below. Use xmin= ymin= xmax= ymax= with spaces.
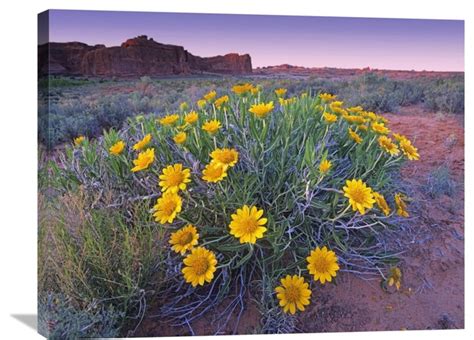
xmin=188 ymin=53 xmax=252 ymax=75
xmin=39 ymin=35 xmax=252 ymax=77
xmin=38 ymin=42 xmax=101 ymax=75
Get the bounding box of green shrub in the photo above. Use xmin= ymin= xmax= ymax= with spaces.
xmin=39 ymin=70 xmax=463 ymax=335
xmin=38 ymin=293 xmax=123 ymax=339
xmin=422 ymin=77 xmax=464 ymax=114
xmin=425 ymin=165 xmax=456 ymax=198
xmin=38 ymin=185 xmax=167 ymax=334
xmin=47 ymin=86 xmax=418 ymax=333
xmin=38 ymin=76 xmax=93 ymax=89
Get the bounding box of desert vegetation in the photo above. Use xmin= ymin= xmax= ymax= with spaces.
xmin=38 ymin=79 xmax=436 ymax=337
xmin=38 ymin=73 xmax=464 ymax=149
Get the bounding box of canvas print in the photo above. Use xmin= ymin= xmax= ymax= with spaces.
xmin=38 ymin=10 xmax=464 ymax=338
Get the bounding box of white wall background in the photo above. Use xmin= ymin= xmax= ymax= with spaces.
xmin=0 ymin=0 xmax=470 ymax=339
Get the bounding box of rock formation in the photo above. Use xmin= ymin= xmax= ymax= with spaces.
xmin=39 ymin=35 xmax=252 ymax=77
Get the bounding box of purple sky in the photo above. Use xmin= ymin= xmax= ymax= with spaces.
xmin=42 ymin=10 xmax=464 ymax=71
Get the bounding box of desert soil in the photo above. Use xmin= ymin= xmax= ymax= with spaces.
xmin=133 ymin=109 xmax=464 ymax=336
xmin=299 ymin=110 xmax=464 ymax=333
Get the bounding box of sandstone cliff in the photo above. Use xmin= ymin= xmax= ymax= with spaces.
xmin=39 ymin=35 xmax=252 ymax=77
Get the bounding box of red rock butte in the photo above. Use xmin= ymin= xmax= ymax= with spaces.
xmin=38 ymin=35 xmax=252 ymax=77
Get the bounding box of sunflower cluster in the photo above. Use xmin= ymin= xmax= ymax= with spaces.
xmin=319 ymin=98 xmax=420 ymax=161
xmin=232 ymin=83 xmax=257 ymax=95
xmin=203 ymin=148 xmax=239 ymax=183
xmin=150 ymin=148 xmax=240 ymax=220
xmin=70 ymin=84 xmax=420 ymax=319
xmin=343 ymin=178 xmax=409 ymax=217
xmin=168 ymin=223 xmax=217 ymax=287
xmin=275 ymin=246 xmax=340 ymax=314
xmin=152 ymin=147 xmax=241 ymax=286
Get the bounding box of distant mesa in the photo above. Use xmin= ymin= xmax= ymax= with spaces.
xmin=38 ymin=35 xmax=461 ymax=79
xmin=38 ymin=35 xmax=252 ymax=77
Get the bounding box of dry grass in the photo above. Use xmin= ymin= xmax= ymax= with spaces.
xmin=38 ymin=186 xmax=168 ymax=334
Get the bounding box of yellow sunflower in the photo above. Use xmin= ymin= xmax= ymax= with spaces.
xmin=210 ymin=148 xmax=239 ymax=168
xmin=348 ymin=128 xmax=363 ymax=144
xmin=229 ymin=205 xmax=267 ymax=244
xmin=378 ymin=136 xmax=400 ymax=156
xmin=133 ymin=134 xmax=152 ymax=151
xmin=131 ymin=148 xmax=155 ymax=172
xmin=202 ymin=119 xmax=222 ymax=134
xmin=182 ymin=247 xmax=217 ymax=287
xmin=344 ymin=115 xmax=366 ymax=125
xmin=153 ymin=191 xmax=182 ymax=224
xmin=394 ymin=193 xmax=409 ymax=217
xmin=197 ymin=99 xmax=207 ymax=109
xmin=202 ymin=161 xmax=228 ymax=183
xmin=343 ymin=179 xmax=375 ymax=215
xmin=159 ymin=163 xmax=191 ymax=193
xmin=319 ymin=93 xmax=336 ymax=101
xmin=232 ymin=83 xmax=254 ymax=95
xmin=74 ymin=135 xmax=85 ymax=146
xmin=275 ymin=88 xmax=287 ymax=97
xmin=184 ymin=111 xmax=199 ymax=124
xmin=109 ymin=140 xmax=126 ymax=155
xmin=330 ymin=100 xmax=344 ymax=109
xmin=371 ymin=122 xmax=390 ymax=134
xmin=306 ymin=246 xmax=340 ymax=284
xmin=387 ymin=267 xmax=402 ymax=290
xmin=249 ymin=101 xmax=274 ymax=119
xmin=364 ymin=111 xmax=378 ymax=121
xmin=348 ymin=106 xmax=364 ymax=114
xmin=399 ymin=137 xmax=420 ymax=161
xmin=173 ymin=132 xmax=187 ymax=145
xmin=279 ymin=97 xmax=297 ymax=106
xmin=214 ymin=95 xmax=229 ymax=109
xmin=203 ymin=90 xmax=217 ymax=101
xmin=159 ymin=114 xmax=180 ymax=126
xmin=373 ymin=192 xmax=391 ymax=216
xmin=333 ymin=107 xmax=347 ymax=115
xmin=323 ymin=112 xmax=338 ymax=123
xmin=392 ymin=133 xmax=405 ymax=142
xmin=169 ymin=224 xmax=199 ymax=255
xmin=319 ymin=159 xmax=332 ymax=174
xmin=275 ymin=275 xmax=312 ymax=314
xmin=179 ymin=102 xmax=189 ymax=112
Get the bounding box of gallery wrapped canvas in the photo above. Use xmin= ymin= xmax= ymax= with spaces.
xmin=38 ymin=9 xmax=464 ymax=338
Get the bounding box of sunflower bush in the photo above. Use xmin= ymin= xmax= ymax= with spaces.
xmin=45 ymin=84 xmax=420 ymax=334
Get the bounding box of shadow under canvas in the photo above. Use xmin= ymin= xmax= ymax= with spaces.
xmin=11 ymin=314 xmax=37 ymax=331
